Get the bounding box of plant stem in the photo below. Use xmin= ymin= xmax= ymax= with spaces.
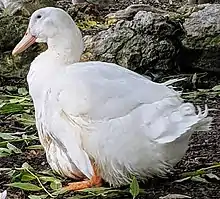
xmin=26 ymin=168 xmax=54 ymax=198
xmin=198 ymin=163 xmax=220 ymax=171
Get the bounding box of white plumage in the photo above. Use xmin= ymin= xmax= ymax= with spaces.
xmin=12 ymin=7 xmax=212 ymax=188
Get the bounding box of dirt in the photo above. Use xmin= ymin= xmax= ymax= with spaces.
xmin=0 ymin=0 xmax=220 ymax=198
xmin=1 ymin=94 xmax=220 ymax=199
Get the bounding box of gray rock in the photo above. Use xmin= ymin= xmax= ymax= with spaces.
xmin=183 ymin=4 xmax=220 ymax=42
xmin=106 ymin=4 xmax=175 ymax=20
xmin=188 ymin=0 xmax=211 ymax=4
xmin=0 ymin=14 xmax=46 ymax=82
xmin=0 ymin=0 xmax=22 ymax=14
xmin=0 ymin=0 xmax=55 ymax=84
xmin=0 ymin=46 xmax=42 ymax=81
xmin=0 ymin=0 xmax=55 ymax=16
xmin=84 ymin=11 xmax=185 ymax=76
xmin=72 ymin=0 xmax=85 ymax=4
xmin=182 ymin=4 xmax=220 ymax=72
xmin=72 ymin=0 xmax=111 ymax=6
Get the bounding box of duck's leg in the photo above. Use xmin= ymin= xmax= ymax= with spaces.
xmin=64 ymin=164 xmax=102 ymax=191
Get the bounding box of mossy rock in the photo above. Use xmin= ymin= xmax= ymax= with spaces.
xmin=181 ymin=4 xmax=220 ymax=72
xmin=19 ymin=0 xmax=55 ymax=16
xmin=1 ymin=0 xmax=55 ymax=16
xmin=84 ymin=11 xmax=185 ymax=76
xmin=0 ymin=15 xmax=46 ymax=81
xmin=0 ymin=15 xmax=28 ymax=52
xmin=0 ymin=46 xmax=43 ymax=81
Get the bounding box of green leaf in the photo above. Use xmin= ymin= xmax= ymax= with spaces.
xmin=0 ymin=148 xmax=11 ymax=153
xmin=17 ymin=113 xmax=35 ymax=126
xmin=8 ymin=96 xmax=29 ymax=104
xmin=6 ymin=86 xmax=17 ymax=92
xmin=18 ymin=88 xmax=28 ymax=96
xmin=38 ymin=170 xmax=56 ymax=176
xmin=0 ymin=152 xmax=10 ymax=158
xmin=6 ymin=182 xmax=42 ymax=191
xmin=0 ymin=133 xmax=20 ymax=140
xmin=0 ymin=147 xmax=12 ymax=157
xmin=50 ymin=180 xmax=62 ymax=190
xmin=212 ymin=85 xmax=220 ymax=91
xmin=39 ymin=176 xmax=58 ymax=182
xmin=7 ymin=143 xmax=22 ymax=154
xmin=191 ymin=73 xmax=197 ymax=85
xmin=28 ymin=194 xmax=48 ymax=199
xmin=22 ymin=162 xmax=33 ymax=170
xmin=0 ymin=103 xmax=24 ymax=114
xmin=129 ymin=176 xmax=140 ymax=199
xmin=0 ymin=102 xmax=6 ymax=109
xmin=6 ymin=170 xmax=16 ymax=178
xmin=22 ymin=134 xmax=38 ymax=141
xmin=52 ymin=188 xmax=68 ymax=196
xmin=21 ymin=173 xmax=36 ymax=182
xmin=159 ymin=194 xmax=191 ymax=199
xmin=26 ymin=145 xmax=44 ymax=150
xmin=11 ymin=171 xmax=22 ymax=181
xmin=0 ymin=168 xmax=12 ymax=172
xmin=0 ymin=141 xmax=8 ymax=148
xmin=191 ymin=176 xmax=209 ymax=183
xmin=205 ymin=173 xmax=220 ymax=181
xmin=79 ymin=187 xmax=111 ymax=193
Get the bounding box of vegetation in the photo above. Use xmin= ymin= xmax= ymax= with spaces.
xmin=0 ymin=75 xmax=220 ymax=198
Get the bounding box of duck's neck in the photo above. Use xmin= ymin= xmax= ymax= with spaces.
xmin=47 ymin=29 xmax=84 ymax=65
xmin=28 ymin=27 xmax=84 ymax=106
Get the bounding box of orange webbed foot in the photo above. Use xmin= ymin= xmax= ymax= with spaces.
xmin=64 ymin=163 xmax=102 ymax=191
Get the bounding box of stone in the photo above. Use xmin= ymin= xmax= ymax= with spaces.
xmin=0 ymin=14 xmax=46 ymax=81
xmin=72 ymin=0 xmax=111 ymax=6
xmin=182 ymin=4 xmax=220 ymax=72
xmin=106 ymin=4 xmax=174 ymax=20
xmin=0 ymin=0 xmax=55 ymax=16
xmin=84 ymin=11 xmax=185 ymax=76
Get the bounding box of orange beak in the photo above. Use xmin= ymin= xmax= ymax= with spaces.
xmin=12 ymin=29 xmax=36 ymax=55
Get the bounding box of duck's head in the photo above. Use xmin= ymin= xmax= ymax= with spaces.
xmin=12 ymin=7 xmax=84 ymax=62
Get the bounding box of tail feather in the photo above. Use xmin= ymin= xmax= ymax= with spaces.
xmin=162 ymin=78 xmax=186 ymax=94
xmin=154 ymin=103 xmax=212 ymax=144
xmin=162 ymin=78 xmax=213 ymax=132
xmin=190 ymin=104 xmax=212 ymax=131
xmin=194 ymin=117 xmax=212 ymax=131
xmin=178 ymin=104 xmax=212 ymax=134
xmin=162 ymin=104 xmax=212 ymax=166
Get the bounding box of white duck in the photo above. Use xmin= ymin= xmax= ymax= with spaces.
xmin=12 ymin=7 xmax=212 ymax=190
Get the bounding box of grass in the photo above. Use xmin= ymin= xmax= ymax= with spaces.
xmin=0 ymin=87 xmax=142 ymax=198
xmin=0 ymin=77 xmax=220 ymax=198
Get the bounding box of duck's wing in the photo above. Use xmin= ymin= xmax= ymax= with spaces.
xmin=58 ymin=61 xmax=182 ymax=120
xmin=56 ymin=61 xmax=185 ymax=139
xmin=51 ymin=61 xmax=179 ymax=178
xmin=57 ymin=108 xmax=95 ymax=179
xmin=53 ymin=61 xmax=210 ymax=178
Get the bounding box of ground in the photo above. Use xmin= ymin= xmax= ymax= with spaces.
xmin=0 ymin=0 xmax=220 ymax=198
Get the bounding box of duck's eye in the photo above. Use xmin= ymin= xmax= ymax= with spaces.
xmin=36 ymin=15 xmax=42 ymax=19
